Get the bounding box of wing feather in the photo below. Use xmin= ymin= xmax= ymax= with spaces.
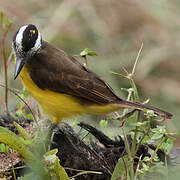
xmin=29 ymin=41 xmax=120 ymax=105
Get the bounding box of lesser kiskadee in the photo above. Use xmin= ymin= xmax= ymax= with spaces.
xmin=12 ymin=24 xmax=172 ymax=124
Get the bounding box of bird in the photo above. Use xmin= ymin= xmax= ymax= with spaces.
xmin=12 ymin=24 xmax=173 ymax=125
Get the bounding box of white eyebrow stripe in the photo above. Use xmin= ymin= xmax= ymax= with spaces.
xmin=15 ymin=25 xmax=28 ymax=46
xmin=32 ymin=30 xmax=41 ymax=52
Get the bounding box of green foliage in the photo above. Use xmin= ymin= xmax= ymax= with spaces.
xmin=80 ymin=48 xmax=98 ymax=57
xmin=99 ymin=119 xmax=108 ymax=129
xmin=74 ymin=48 xmax=98 ymax=67
xmin=0 ymin=12 xmax=13 ymax=29
xmin=0 ymin=143 xmax=9 ymax=153
xmin=44 ymin=149 xmax=69 ymax=180
xmin=0 ymin=11 xmax=13 ymax=114
xmin=15 ymin=88 xmax=34 ymax=120
xmin=109 ymin=45 xmax=175 ymax=180
xmin=111 ymin=155 xmax=130 ymax=180
xmin=0 ymin=123 xmax=69 ymax=180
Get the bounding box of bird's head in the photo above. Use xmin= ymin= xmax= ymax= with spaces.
xmin=12 ymin=24 xmax=42 ymax=79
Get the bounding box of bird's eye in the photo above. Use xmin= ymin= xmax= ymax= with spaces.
xmin=30 ymin=29 xmax=36 ymax=35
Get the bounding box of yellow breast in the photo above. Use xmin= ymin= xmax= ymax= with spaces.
xmin=19 ymin=66 xmax=87 ymax=124
xmin=19 ymin=66 xmax=120 ymax=124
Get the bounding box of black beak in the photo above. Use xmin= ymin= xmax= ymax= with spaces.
xmin=14 ymin=57 xmax=26 ymax=80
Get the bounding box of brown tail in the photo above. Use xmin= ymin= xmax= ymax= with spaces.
xmin=119 ymin=100 xmax=173 ymax=119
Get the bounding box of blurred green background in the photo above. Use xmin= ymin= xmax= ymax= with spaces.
xmin=0 ymin=0 xmax=180 ymax=144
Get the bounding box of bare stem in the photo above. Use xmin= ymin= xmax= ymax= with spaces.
xmin=122 ymin=128 xmax=134 ymax=179
xmin=1 ymin=28 xmax=8 ymax=114
xmin=132 ymin=43 xmax=143 ymax=75
xmin=149 ymin=136 xmax=166 ymax=164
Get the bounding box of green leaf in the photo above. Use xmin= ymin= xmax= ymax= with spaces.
xmin=144 ymin=109 xmax=157 ymax=118
xmin=161 ymin=138 xmax=174 ymax=153
xmin=100 ymin=120 xmax=108 ymax=129
xmin=16 ymin=109 xmax=23 ymax=117
xmin=151 ymin=132 xmax=163 ymax=140
xmin=14 ymin=122 xmax=32 ymax=142
xmin=0 ymin=126 xmax=35 ymax=164
xmin=72 ymin=54 xmax=80 ymax=58
xmin=26 ymin=113 xmax=34 ymax=120
xmin=129 ymin=121 xmax=148 ymax=127
xmin=151 ymin=125 xmax=166 ymax=134
xmin=22 ymin=88 xmax=30 ymax=98
xmin=110 ymin=71 xmax=127 ymax=79
xmin=80 ymin=48 xmax=89 ymax=57
xmin=55 ymin=158 xmax=70 ymax=180
xmin=111 ymin=155 xmax=130 ymax=180
xmin=141 ymin=135 xmax=151 ymax=143
xmin=87 ymin=51 xmax=98 ymax=56
xmin=80 ymin=48 xmax=98 ymax=57
xmin=44 ymin=149 xmax=69 ymax=180
xmin=143 ymin=156 xmax=151 ymax=162
xmin=0 ymin=143 xmax=8 ymax=153
xmin=7 ymin=17 xmax=13 ymax=28
xmin=45 ymin=149 xmax=58 ymax=156
xmin=0 ymin=12 xmax=5 ymax=25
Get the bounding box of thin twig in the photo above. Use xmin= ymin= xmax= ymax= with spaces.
xmin=0 ymin=165 xmax=26 ymax=173
xmin=67 ymin=168 xmax=102 ymax=179
xmin=0 ymin=83 xmax=22 ymax=93
xmin=0 ymin=84 xmax=38 ymax=125
xmin=65 ymin=167 xmax=102 ymax=174
xmin=122 ymin=66 xmax=129 ymax=76
xmin=122 ymin=128 xmax=134 ymax=179
xmin=9 ymin=152 xmax=17 ymax=180
xmin=7 ymin=50 xmax=13 ymax=67
xmin=132 ymin=43 xmax=143 ymax=75
xmin=149 ymin=137 xmax=166 ymax=164
xmin=1 ymin=26 xmax=8 ymax=113
xmin=0 ymin=98 xmax=6 ymax=109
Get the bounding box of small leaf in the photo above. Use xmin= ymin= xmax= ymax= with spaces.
xmin=152 ymin=126 xmax=166 ymax=134
xmin=143 ymin=156 xmax=151 ymax=162
xmin=44 ymin=154 xmax=56 ymax=166
xmin=87 ymin=51 xmax=98 ymax=56
xmin=144 ymin=109 xmax=157 ymax=118
xmin=72 ymin=54 xmax=80 ymax=58
xmin=26 ymin=113 xmax=33 ymax=120
xmin=22 ymin=88 xmax=30 ymax=98
xmin=0 ymin=143 xmax=8 ymax=153
xmin=0 ymin=126 xmax=35 ymax=164
xmin=141 ymin=135 xmax=151 ymax=143
xmin=100 ymin=120 xmax=108 ymax=129
xmin=45 ymin=149 xmax=58 ymax=156
xmin=7 ymin=17 xmax=13 ymax=28
xmin=80 ymin=48 xmax=98 ymax=57
xmin=44 ymin=149 xmax=69 ymax=180
xmin=55 ymin=158 xmax=70 ymax=180
xmin=161 ymin=138 xmax=174 ymax=153
xmin=129 ymin=121 xmax=148 ymax=127
xmin=16 ymin=109 xmax=23 ymax=117
xmin=14 ymin=122 xmax=32 ymax=142
xmin=111 ymin=155 xmax=130 ymax=180
xmin=110 ymin=71 xmax=127 ymax=79
xmin=151 ymin=133 xmax=163 ymax=140
xmin=80 ymin=48 xmax=89 ymax=57
xmin=0 ymin=12 xmax=5 ymax=25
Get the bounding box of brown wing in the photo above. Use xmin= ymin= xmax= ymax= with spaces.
xmin=28 ymin=41 xmax=121 ymax=105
